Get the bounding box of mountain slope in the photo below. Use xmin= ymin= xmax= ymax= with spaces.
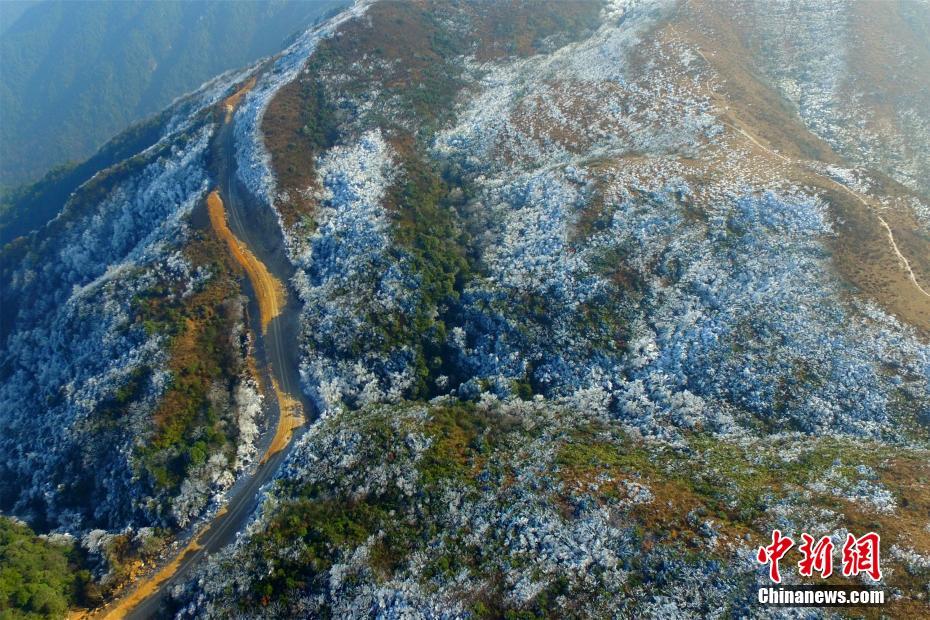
xmin=1 ymin=0 xmax=929 ymax=617
xmin=0 ymin=0 xmax=40 ymax=35
xmin=175 ymin=0 xmax=930 ymax=616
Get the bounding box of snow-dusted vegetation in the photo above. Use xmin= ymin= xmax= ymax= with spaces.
xmin=730 ymin=0 xmax=930 ymax=197
xmin=174 ymin=394 xmax=930 ymax=618
xmin=1 ymin=125 xmax=214 ymax=531
xmin=291 ymin=131 xmax=428 ymax=414
xmin=441 ymin=165 xmax=930 ymax=444
xmin=234 ymin=0 xmax=373 ymax=212
xmin=169 ymin=0 xmax=930 ymax=615
xmin=0 ymin=70 xmax=273 ymax=594
xmin=439 ymin=0 xmax=930 ymax=441
xmin=242 ymin=0 xmax=930 ymax=440
xmin=174 ymin=398 xmax=753 ymax=618
xmin=3 ymin=0 xmax=930 ymax=615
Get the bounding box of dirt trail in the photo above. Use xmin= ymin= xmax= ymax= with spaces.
xmin=878 ymin=217 xmax=930 ymax=298
xmin=262 ymin=377 xmax=306 ymax=464
xmin=94 ymin=507 xmax=226 ymax=620
xmin=710 ymin=89 xmax=929 ymax=303
xmin=222 ymin=77 xmax=256 ymax=123
xmin=94 ymin=193 xmax=304 ymax=619
xmin=669 ymin=12 xmax=928 ymax=307
xmin=206 ymin=190 xmax=286 ymax=332
xmin=91 ymin=72 xmax=307 ymax=617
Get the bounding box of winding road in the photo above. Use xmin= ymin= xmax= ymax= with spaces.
xmin=97 ymin=82 xmax=314 ymax=619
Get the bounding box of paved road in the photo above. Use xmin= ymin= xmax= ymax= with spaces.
xmin=122 ymin=99 xmax=313 ymax=620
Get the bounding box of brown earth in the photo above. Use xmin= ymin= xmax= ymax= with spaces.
xmin=260 ymin=376 xmax=305 ymax=465
xmin=662 ymin=0 xmax=930 ymax=336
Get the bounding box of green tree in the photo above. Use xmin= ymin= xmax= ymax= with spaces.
xmin=0 ymin=517 xmax=76 ymax=619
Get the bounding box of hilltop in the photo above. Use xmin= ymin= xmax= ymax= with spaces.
xmin=1 ymin=1 xmax=929 ymax=617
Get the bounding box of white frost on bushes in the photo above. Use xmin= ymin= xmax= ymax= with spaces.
xmin=434 ymin=0 xmax=715 ymax=174
xmin=427 ymin=0 xmax=930 ymax=442
xmin=0 ymin=124 xmax=222 ymax=536
xmin=234 ymin=0 xmax=374 ymax=216
xmin=807 ymin=463 xmax=898 ymax=515
xmin=174 ymin=399 xmax=759 ymax=618
xmin=233 ymin=379 xmax=264 ymax=471
xmin=289 ymin=131 xmax=422 ymax=415
xmin=743 ymin=0 xmax=930 ymax=195
xmin=889 ymin=545 xmax=930 ymax=575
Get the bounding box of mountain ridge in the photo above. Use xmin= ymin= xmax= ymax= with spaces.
xmin=2 ymin=0 xmax=930 ymax=617
xmin=0 ymin=0 xmax=346 ymax=188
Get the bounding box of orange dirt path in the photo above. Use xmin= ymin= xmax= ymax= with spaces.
xmin=94 ymin=507 xmax=226 ymax=620
xmin=206 ymin=190 xmax=285 ymax=333
xmin=91 ymin=191 xmax=300 ymax=618
xmin=222 ymin=77 xmax=256 ymax=124
xmin=82 ymin=74 xmax=296 ymax=620
xmin=261 ymin=376 xmax=306 ymax=465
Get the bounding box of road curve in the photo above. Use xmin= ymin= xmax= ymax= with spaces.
xmin=98 ymin=82 xmax=314 ymax=619
xmin=206 ymin=190 xmax=286 ymax=332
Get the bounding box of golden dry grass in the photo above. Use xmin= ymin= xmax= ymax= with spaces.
xmin=659 ymin=1 xmax=930 ymax=336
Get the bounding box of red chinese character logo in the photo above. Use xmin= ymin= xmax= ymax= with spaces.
xmin=797 ymin=533 xmax=834 ymax=578
xmin=757 ymin=529 xmax=794 ymax=583
xmin=842 ymin=532 xmax=882 ymax=581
